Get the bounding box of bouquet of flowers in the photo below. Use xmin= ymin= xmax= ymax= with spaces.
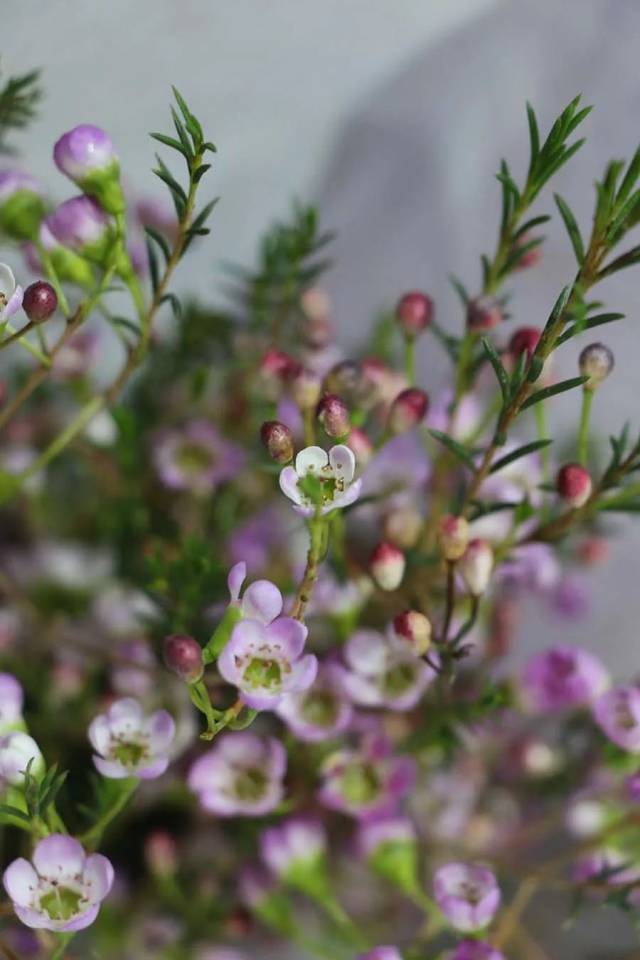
xmin=0 ymin=65 xmax=638 ymax=960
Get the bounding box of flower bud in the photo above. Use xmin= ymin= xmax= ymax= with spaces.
xmin=395 ymin=291 xmax=433 ymax=338
xmin=54 ymin=124 xmax=125 ymax=214
xmin=163 ymin=633 xmax=204 ymax=683
xmin=393 ymin=610 xmax=432 ymax=655
xmin=388 ymin=388 xmax=429 ymax=433
xmin=437 ymin=514 xmax=470 ymax=561
xmin=459 ymin=539 xmax=494 ymax=595
xmin=347 ymin=427 xmax=373 ymax=465
xmin=383 ymin=503 xmax=423 ymax=549
xmin=291 ymin=368 xmax=322 ymax=410
xmin=24 ymin=223 xmax=95 ymax=289
xmin=579 ymin=342 xmax=614 ymax=391
xmin=22 ymin=281 xmax=57 ymax=324
xmin=145 ymin=830 xmax=178 ymax=876
xmin=369 ymin=542 xmax=405 ymax=591
xmin=509 ymin=326 xmax=541 ymax=361
xmin=323 ymin=360 xmax=368 ymax=406
xmin=466 ymin=296 xmax=503 ymax=332
xmin=513 ymin=233 xmax=542 ymax=270
xmin=556 ymin=463 xmax=592 ymax=508
xmin=260 ymin=420 xmax=294 ymax=464
xmin=46 ymin=196 xmax=114 ymax=262
xmin=0 ymin=171 xmax=47 ymax=240
xmin=316 ymin=393 xmax=350 ymax=438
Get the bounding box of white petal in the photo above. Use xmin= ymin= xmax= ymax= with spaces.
xmin=3 ymin=858 xmax=38 ymax=906
xmin=329 ymin=444 xmax=356 ymax=483
xmin=295 ymin=446 xmax=328 ymax=477
xmin=0 ymin=263 xmax=16 ymax=299
xmin=279 ymin=465 xmax=303 ymax=505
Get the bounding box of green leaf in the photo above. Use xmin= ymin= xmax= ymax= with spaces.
xmin=145 ymin=235 xmax=160 ymax=293
xmin=428 ymin=429 xmax=476 ymax=471
xmin=193 ymin=163 xmax=212 ymax=183
xmin=448 ymin=273 xmax=470 ymax=306
xmin=0 ymin=803 xmax=30 ymax=823
xmin=481 ymin=337 xmax=510 ymax=400
xmin=150 ymin=132 xmax=189 ymax=156
xmin=526 ymin=101 xmax=540 ymax=167
xmin=521 ymin=375 xmax=589 ymax=410
xmin=556 ymin=312 xmax=625 ymax=346
xmin=0 ymin=67 xmax=41 ymax=154
xmin=598 ymin=245 xmax=640 ymax=279
xmin=554 ymin=193 xmax=585 ymax=264
xmin=606 ymin=188 xmax=640 ymax=244
xmin=616 ymin=144 xmax=640 ymax=207
xmin=159 ymin=292 xmax=182 ymax=320
xmin=489 ymin=439 xmax=553 ymax=474
xmin=144 ymin=225 xmax=171 ymax=263
xmin=513 ymin=214 xmax=551 ymax=240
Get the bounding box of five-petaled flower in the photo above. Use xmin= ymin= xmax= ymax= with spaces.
xmin=433 ymin=862 xmax=501 ymax=933
xmin=279 ymin=444 xmax=362 ymax=516
xmin=0 ymin=263 xmax=24 ymax=326
xmin=188 ymin=732 xmax=286 ymax=816
xmin=0 ymin=732 xmax=43 ymax=790
xmin=318 ymin=735 xmax=415 ymax=820
xmin=335 ymin=628 xmax=437 ymax=711
xmin=88 ymin=697 xmax=175 ymax=779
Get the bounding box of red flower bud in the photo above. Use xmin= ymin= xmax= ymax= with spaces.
xmin=260 ymin=420 xmax=294 ymax=463
xmin=557 ymin=463 xmax=592 ymax=508
xmin=579 ymin=343 xmax=614 ymax=391
xmin=163 ymin=633 xmax=204 ymax=683
xmin=22 ymin=280 xmax=58 ymax=323
xmin=467 ymin=296 xmax=503 ymax=332
xmin=260 ymin=348 xmax=301 ymax=382
xmin=316 ymin=393 xmax=350 ymax=438
xmin=369 ymin=542 xmax=405 ymax=591
xmin=395 ymin=290 xmax=434 ymax=337
xmin=393 ymin=610 xmax=432 ymax=655
xmin=509 ymin=326 xmax=541 ymax=361
xmin=388 ymin=387 xmax=429 ymax=433
xmin=459 ymin=538 xmax=494 ymax=595
xmin=437 ymin=514 xmax=470 ymax=561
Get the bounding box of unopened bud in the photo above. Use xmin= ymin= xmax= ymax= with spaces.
xmin=459 ymin=539 xmax=494 ymax=595
xmin=260 ymin=348 xmax=300 ymax=383
xmin=22 ymin=281 xmax=58 ymax=323
xmin=347 ymin=427 xmax=373 ymax=465
xmin=513 ymin=233 xmax=542 ymax=270
xmin=467 ymin=296 xmax=503 ymax=332
xmin=383 ymin=504 xmax=423 ymax=549
xmin=395 ymin=291 xmax=434 ymax=338
xmin=509 ymin=326 xmax=541 ymax=362
xmin=393 ymin=610 xmax=432 ymax=655
xmin=437 ymin=514 xmax=470 ymax=561
xmin=369 ymin=542 xmax=405 ymax=591
xmin=163 ymin=633 xmax=204 ymax=683
xmin=579 ymin=342 xmax=614 ymax=391
xmin=323 ymin=360 xmax=367 ymax=406
xmin=388 ymin=388 xmax=429 ymax=433
xmin=260 ymin=420 xmax=294 ymax=463
xmin=145 ymin=830 xmax=178 ymax=876
xmin=316 ymin=393 xmax=350 ymax=438
xmin=557 ymin=463 xmax=592 ymax=508
xmin=291 ymin=368 xmax=322 ymax=410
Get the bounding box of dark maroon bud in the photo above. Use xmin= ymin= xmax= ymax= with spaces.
xmin=22 ymin=280 xmax=58 ymax=323
xmin=260 ymin=420 xmax=294 ymax=463
xmin=163 ymin=633 xmax=204 ymax=683
xmin=388 ymin=387 xmax=429 ymax=433
xmin=316 ymin=393 xmax=350 ymax=438
xmin=509 ymin=326 xmax=541 ymax=361
xmin=466 ymin=296 xmax=503 ymax=332
xmin=395 ymin=290 xmax=434 ymax=337
xmin=557 ymin=463 xmax=592 ymax=508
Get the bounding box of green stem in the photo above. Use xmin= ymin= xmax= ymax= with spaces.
xmin=35 ymin=242 xmax=71 ymax=318
xmin=2 ymin=322 xmax=50 ymax=365
xmin=291 ymin=512 xmax=328 ymax=620
xmin=405 ymin=337 xmax=416 ymax=385
xmin=49 ymin=933 xmax=74 ymax=960
xmin=534 ymin=399 xmax=551 ymax=519
xmin=578 ymin=388 xmax=593 ymax=466
xmin=79 ymin=777 xmax=138 ymax=850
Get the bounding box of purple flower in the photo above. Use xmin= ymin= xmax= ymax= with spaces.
xmin=226 ymin=561 xmax=284 ymax=624
xmin=153 ymin=420 xmax=244 ymax=495
xmin=0 ymin=263 xmax=23 ymax=323
xmin=46 ymin=196 xmax=113 ymax=257
xmin=433 ymin=862 xmax=501 ymax=933
xmin=551 ymin=574 xmax=591 ymax=621
xmin=275 ymin=663 xmax=353 ymax=742
xmin=593 ymin=686 xmax=640 ymax=753
xmin=188 ymin=733 xmax=286 ymax=816
xmin=452 ymin=941 xmax=505 ymax=960
xmin=260 ymin=818 xmax=326 ymax=876
xmin=88 ymin=697 xmax=175 ymax=779
xmin=336 ymin=628 xmax=436 ymax=711
xmin=0 ymin=172 xmax=46 ymax=240
xmin=357 ymin=815 xmax=416 ymax=858
xmin=0 ymin=170 xmax=42 ymax=202
xmin=218 ymin=615 xmax=317 ymax=711
xmin=0 ymin=673 xmax=23 ymax=730
xmin=3 ymin=834 xmax=113 ymax=931
xmin=357 ymin=949 xmax=403 ymax=960
xmin=521 ymin=646 xmax=610 ymax=712
xmin=318 ymin=736 xmax=416 ymax=820
xmin=496 ymin=543 xmax=560 ymax=593
xmin=279 ymin=444 xmax=362 ymax=516
xmin=53 ymin=125 xmax=124 ymax=214
xmin=573 ymin=849 xmax=640 ymax=887
xmin=0 ymin=733 xmax=43 ymax=789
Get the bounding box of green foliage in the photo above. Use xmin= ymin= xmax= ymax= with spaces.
xmin=145 ymin=534 xmax=226 ymax=637
xmin=0 ymin=65 xmax=41 ymax=153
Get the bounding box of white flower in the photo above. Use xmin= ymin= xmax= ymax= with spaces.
xmin=0 ymin=263 xmax=23 ymax=325
xmin=0 ymin=732 xmax=43 ymax=789
xmin=279 ymin=444 xmax=362 ymax=516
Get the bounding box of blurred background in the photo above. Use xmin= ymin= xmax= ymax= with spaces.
xmin=5 ymin=2 xmax=640 ymax=956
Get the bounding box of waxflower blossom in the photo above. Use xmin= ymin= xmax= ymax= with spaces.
xmin=188 ymin=733 xmax=286 ymax=816
xmin=396 ymin=290 xmax=433 ymax=337
xmin=153 ymin=420 xmax=244 ymax=495
xmin=275 ymin=663 xmax=353 ymax=742
xmin=46 ymin=196 xmax=114 ymax=261
xmin=319 ymin=736 xmax=416 ymax=820
xmin=260 ymin=420 xmax=294 ymax=464
xmin=433 ymin=862 xmax=501 ymax=933
xmin=88 ymin=697 xmax=175 ymax=779
xmin=0 ymin=673 xmax=23 ymax=731
xmin=54 ymin=124 xmax=125 ymax=213
xmin=218 ymin=613 xmax=317 ymax=710
xmin=557 ymin=463 xmax=592 ymax=508
xmin=0 ymin=732 xmax=43 ymax=789
xmin=260 ymin=818 xmax=326 ymax=877
xmin=452 ymin=941 xmax=506 ymax=960
xmin=593 ymin=685 xmax=640 ymax=753
xmin=388 ymin=388 xmax=429 ymax=433
xmin=336 ymin=629 xmax=436 ymax=710
xmin=357 ymin=949 xmax=403 ymax=960
xmin=3 ymin=834 xmax=113 ymax=931
xmin=369 ymin=542 xmax=406 ymax=592
xmin=279 ymin=444 xmax=362 ymax=516
xmin=521 ymin=646 xmax=610 ymax=712
xmin=579 ymin=342 xmax=614 ymax=391
xmin=393 ymin=610 xmax=432 ymax=656
xmin=0 ymin=263 xmax=24 ymax=325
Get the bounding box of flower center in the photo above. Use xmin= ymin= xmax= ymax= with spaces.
xmin=340 ymin=760 xmax=381 ymax=806
xmin=111 ymin=738 xmax=148 ymax=767
xmin=613 ymin=694 xmax=637 ymax=731
xmin=176 ymin=442 xmax=214 ymax=475
xmin=243 ymin=657 xmax=282 ymax=691
xmin=459 ymin=881 xmax=482 ymax=905
xmin=383 ymin=662 xmax=416 ymax=697
xmin=298 ymin=468 xmax=345 ymax=507
xmin=40 ymin=883 xmax=84 ymax=921
xmin=234 ymin=766 xmax=268 ymax=802
xmin=301 ymin=690 xmax=339 ymax=728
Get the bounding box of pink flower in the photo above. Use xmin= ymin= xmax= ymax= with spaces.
xmin=521 ymin=646 xmax=609 ymax=712
xmin=593 ymin=686 xmax=640 ymax=753
xmin=88 ymin=697 xmax=175 ymax=779
xmin=336 ymin=628 xmax=436 ymax=711
xmin=433 ymin=862 xmax=501 ymax=933
xmin=153 ymin=420 xmax=244 ymax=495
xmin=279 ymin=444 xmax=362 ymax=516
xmin=260 ymin=818 xmax=326 ymax=877
xmin=275 ymin=663 xmax=353 ymax=742
xmin=318 ymin=736 xmax=415 ymax=820
xmin=188 ymin=733 xmax=286 ymax=816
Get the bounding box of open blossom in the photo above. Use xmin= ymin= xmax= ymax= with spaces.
xmin=218 ymin=614 xmax=317 ymax=710
xmin=275 ymin=663 xmax=353 ymax=741
xmin=88 ymin=698 xmax=175 ymax=779
xmin=593 ymin=686 xmax=640 ymax=753
xmin=357 ymin=949 xmax=403 ymax=960
xmin=521 ymin=646 xmax=610 ymax=712
xmin=226 ymin=561 xmax=284 ymax=625
xmin=433 ymin=862 xmax=501 ymax=933
xmin=188 ymin=733 xmax=286 ymax=816
xmin=0 ymin=263 xmax=24 ymax=324
xmin=3 ymin=834 xmax=113 ymax=932
xmin=336 ymin=629 xmax=436 ymax=711
xmin=279 ymin=444 xmax=362 ymax=516
xmin=260 ymin=818 xmax=326 ymax=877
xmin=318 ymin=736 xmax=415 ymax=820
xmin=452 ymin=941 xmax=506 ymax=960
xmin=0 ymin=733 xmax=43 ymax=789
xmin=153 ymin=420 xmax=244 ymax=495
xmin=0 ymin=673 xmax=23 ymax=731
